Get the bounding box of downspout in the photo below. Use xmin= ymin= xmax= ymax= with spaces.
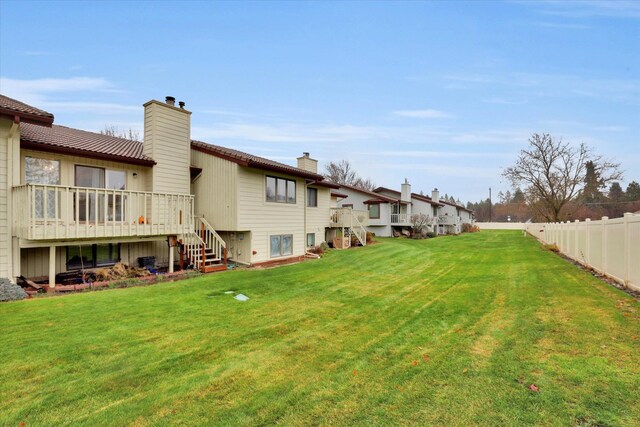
xmin=8 ymin=117 xmax=20 ymax=283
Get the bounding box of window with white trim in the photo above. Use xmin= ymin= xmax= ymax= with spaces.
xmin=270 ymin=234 xmax=293 ymax=257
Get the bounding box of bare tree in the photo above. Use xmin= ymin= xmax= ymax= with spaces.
xmin=503 ymin=133 xmax=622 ymax=222
xmin=324 ymin=160 xmax=376 ymax=191
xmin=410 ymin=213 xmax=432 ymax=238
xmin=100 ymin=125 xmax=140 ymax=141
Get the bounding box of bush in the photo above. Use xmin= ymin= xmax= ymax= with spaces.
xmin=544 ymin=244 xmax=560 ymax=253
xmin=320 ymin=241 xmax=330 ymax=252
xmin=366 ymin=232 xmax=375 ymax=244
xmin=462 ymin=223 xmax=480 ymax=233
xmin=308 ymin=245 xmax=325 ymax=256
xmin=425 ymin=231 xmax=437 ymax=238
xmin=0 ymin=278 xmax=27 ymax=302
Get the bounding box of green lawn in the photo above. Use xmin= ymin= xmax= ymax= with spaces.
xmin=1 ymin=231 xmax=639 ymax=426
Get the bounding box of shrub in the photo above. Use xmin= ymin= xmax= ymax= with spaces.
xmin=320 ymin=241 xmax=330 ymax=252
xmin=462 ymin=223 xmax=481 ymax=233
xmin=366 ymin=231 xmax=375 ymax=244
xmin=544 ymin=244 xmax=560 ymax=253
xmin=425 ymin=231 xmax=437 ymax=238
xmin=308 ymin=245 xmax=325 ymax=256
xmin=0 ymin=278 xmax=27 ymax=302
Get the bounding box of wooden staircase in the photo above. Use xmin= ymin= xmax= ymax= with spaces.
xmin=329 ymin=208 xmax=367 ymax=247
xmin=184 ymin=216 xmax=227 ymax=273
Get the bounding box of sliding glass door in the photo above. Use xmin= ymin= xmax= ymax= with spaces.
xmin=75 ymin=166 xmax=126 ymax=222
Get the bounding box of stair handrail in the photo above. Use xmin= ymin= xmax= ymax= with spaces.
xmin=349 ymin=210 xmax=367 ymax=246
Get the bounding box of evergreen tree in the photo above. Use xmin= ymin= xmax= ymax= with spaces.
xmin=512 ymin=188 xmax=525 ymax=203
xmin=582 ymin=160 xmax=604 ymax=202
xmin=626 ymin=181 xmax=640 ymax=201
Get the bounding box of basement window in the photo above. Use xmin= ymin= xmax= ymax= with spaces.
xmin=67 ymin=244 xmax=121 ymax=270
xmin=307 ymin=233 xmax=315 ymax=247
xmin=270 ymin=234 xmax=293 ymax=258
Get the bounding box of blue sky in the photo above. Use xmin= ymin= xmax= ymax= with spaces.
xmin=1 ymin=1 xmax=638 ymax=203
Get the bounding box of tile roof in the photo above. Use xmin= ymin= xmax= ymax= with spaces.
xmin=20 ymin=122 xmax=155 ymax=166
xmin=191 ymin=140 xmax=323 ymax=180
xmin=337 ymin=183 xmax=397 ymax=203
xmin=0 ymin=94 xmax=54 ymax=126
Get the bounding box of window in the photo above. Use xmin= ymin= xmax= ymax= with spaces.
xmin=270 ymin=234 xmax=293 ymax=257
xmin=307 ymin=188 xmax=318 ymax=207
xmin=266 ymin=176 xmax=296 ymax=204
xmin=67 ymin=244 xmax=120 ymax=270
xmin=368 ymin=203 xmax=380 ymax=219
xmin=25 ymin=157 xmax=60 ymax=219
xmin=307 ymin=233 xmax=315 ymax=247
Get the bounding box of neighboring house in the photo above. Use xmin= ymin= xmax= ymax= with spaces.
xmin=1 ymin=94 xmax=360 ymax=282
xmin=373 ymin=180 xmax=443 ymax=235
xmin=1 ymin=94 xmax=229 ymax=286
xmin=190 ymin=144 xmax=345 ymax=265
xmin=432 ymin=188 xmax=474 ymax=234
xmin=334 ymin=184 xmax=399 ymax=237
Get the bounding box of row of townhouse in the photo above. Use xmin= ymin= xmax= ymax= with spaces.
xmin=333 ymin=180 xmax=474 ymax=237
xmin=0 ymin=94 xmax=472 ymax=287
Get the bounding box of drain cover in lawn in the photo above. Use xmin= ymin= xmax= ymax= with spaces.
xmin=234 ymin=293 xmax=249 ymax=301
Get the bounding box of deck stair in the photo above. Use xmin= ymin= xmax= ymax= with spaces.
xmin=184 ymin=216 xmax=227 ymax=273
xmin=330 ymin=208 xmax=367 ymax=247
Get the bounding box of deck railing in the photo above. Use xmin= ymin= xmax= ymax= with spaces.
xmin=330 ymin=208 xmax=369 ymax=228
xmin=13 ymin=184 xmax=194 ymax=240
xmin=390 ymin=213 xmax=409 ymax=224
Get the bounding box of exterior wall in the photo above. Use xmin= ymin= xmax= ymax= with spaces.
xmin=237 ymin=167 xmax=306 ymax=263
xmin=216 ymin=230 xmax=252 ymax=265
xmin=438 ymin=203 xmax=460 ymax=234
xmin=411 ymin=199 xmax=438 ymax=232
xmin=0 ymin=119 xmax=13 ymax=278
xmin=143 ymin=100 xmax=191 ymax=195
xmin=190 ymin=149 xmax=238 ymax=230
xmin=19 ymin=149 xmax=151 ymax=189
xmin=459 ymin=209 xmax=474 ymax=225
xmin=306 ymin=185 xmax=331 ymax=247
xmin=336 ymin=186 xmax=393 ymax=236
xmin=20 ymin=240 xmax=170 ymax=278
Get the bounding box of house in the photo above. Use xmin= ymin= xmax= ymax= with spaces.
xmin=190 ymin=144 xmax=355 ymax=264
xmin=1 ymin=94 xmax=229 ymax=287
xmin=1 ymin=92 xmax=362 ymax=285
xmin=432 ymin=188 xmax=474 ymax=234
xmin=373 ymin=180 xmax=443 ymax=235
xmin=333 ymin=183 xmax=400 ymax=237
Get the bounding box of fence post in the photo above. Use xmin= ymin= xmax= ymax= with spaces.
xmin=585 ymin=218 xmax=591 ymax=265
xmin=623 ymin=212 xmax=631 ymax=287
xmin=602 ymin=216 xmax=608 ymax=274
xmin=574 ymin=219 xmax=579 ymax=261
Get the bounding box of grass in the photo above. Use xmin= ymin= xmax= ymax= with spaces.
xmin=1 ymin=231 xmax=639 ymax=426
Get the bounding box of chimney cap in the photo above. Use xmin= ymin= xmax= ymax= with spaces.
xmin=303 ymin=152 xmax=310 ymax=157
xmin=165 ymin=96 xmax=176 ymax=106
xmin=178 ymin=101 xmax=185 ymax=109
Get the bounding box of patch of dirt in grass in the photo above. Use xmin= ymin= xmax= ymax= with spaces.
xmin=471 ymin=334 xmax=499 ymax=358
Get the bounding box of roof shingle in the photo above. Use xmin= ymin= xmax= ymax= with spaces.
xmin=20 ymin=123 xmax=155 ymax=166
xmin=0 ymin=94 xmax=54 ymax=126
xmin=191 ymin=140 xmax=323 ymax=180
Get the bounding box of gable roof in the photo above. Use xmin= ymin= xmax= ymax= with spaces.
xmin=191 ymin=140 xmax=323 ymax=180
xmin=373 ymin=186 xmax=443 ymax=206
xmin=20 ymin=122 xmax=156 ymax=167
xmin=338 ymin=183 xmax=397 ymax=203
xmin=0 ymin=94 xmax=54 ymax=126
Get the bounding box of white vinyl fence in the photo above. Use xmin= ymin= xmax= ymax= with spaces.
xmin=525 ymin=213 xmax=640 ymax=292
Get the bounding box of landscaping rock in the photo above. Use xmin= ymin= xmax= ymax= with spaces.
xmin=0 ymin=278 xmax=28 ymax=302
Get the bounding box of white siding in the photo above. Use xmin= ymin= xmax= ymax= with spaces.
xmin=336 ymin=187 xmax=392 ymax=237
xmin=0 ymin=120 xmax=11 ymax=278
xmin=306 ymin=185 xmax=331 ymax=247
xmin=190 ymin=149 xmax=238 ymax=230
xmin=237 ymin=168 xmax=305 ymax=263
xmin=143 ymin=101 xmax=191 ymax=195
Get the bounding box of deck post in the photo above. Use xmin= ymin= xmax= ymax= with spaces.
xmin=49 ymin=246 xmax=56 ymax=288
xmin=168 ymin=244 xmax=175 ymax=273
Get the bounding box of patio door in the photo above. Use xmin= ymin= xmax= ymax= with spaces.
xmin=75 ymin=166 xmax=126 ymax=222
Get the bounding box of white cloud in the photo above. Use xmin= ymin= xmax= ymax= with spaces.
xmin=393 ymin=109 xmax=454 ymax=119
